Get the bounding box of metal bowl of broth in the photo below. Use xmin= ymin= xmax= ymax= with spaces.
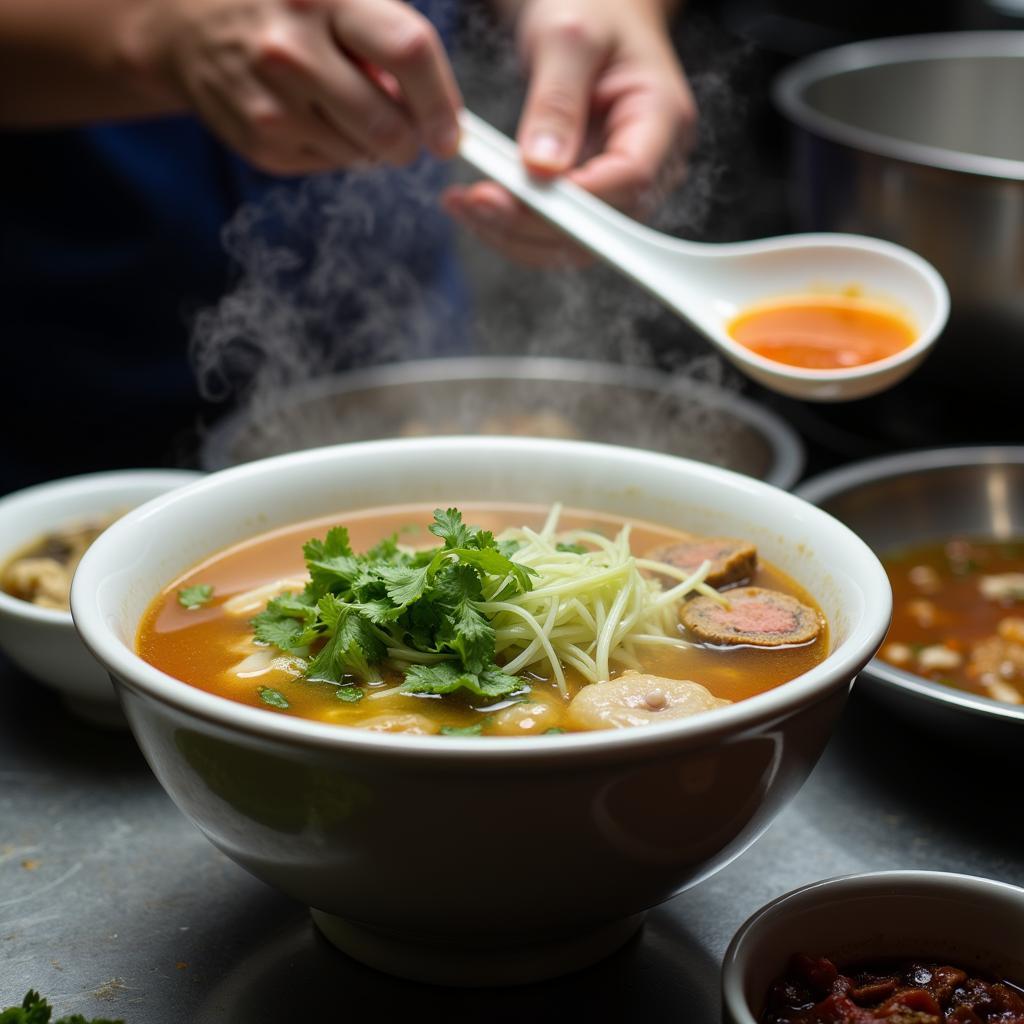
xmin=796 ymin=447 xmax=1024 ymax=749
xmin=199 ymin=357 xmax=805 ymax=487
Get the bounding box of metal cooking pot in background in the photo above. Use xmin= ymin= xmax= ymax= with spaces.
xmin=200 ymin=357 xmax=805 ymax=489
xmin=773 ymin=32 xmax=1024 ymax=453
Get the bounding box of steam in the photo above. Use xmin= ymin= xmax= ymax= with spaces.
xmin=189 ymin=7 xmax=756 ymax=465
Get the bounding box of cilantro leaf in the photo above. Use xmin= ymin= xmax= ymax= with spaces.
xmin=429 ymin=508 xmax=475 ymax=549
xmin=258 ymin=687 xmax=290 ymax=709
xmin=252 ymin=616 xmax=301 ymax=650
xmin=439 ymin=723 xmax=483 ymax=736
xmin=177 ymin=584 xmax=214 ymax=610
xmin=556 ymin=542 xmax=588 ymax=555
xmin=335 ymin=685 xmax=364 ymax=703
xmin=402 ymin=662 xmax=524 ymax=700
xmin=376 ymin=563 xmax=432 ymax=608
xmin=439 ymin=601 xmax=495 ymax=675
xmin=303 ymin=527 xmax=362 ymax=597
xmin=1 ymin=991 xmax=124 ymax=1024
xmin=306 ymin=596 xmax=385 ymax=683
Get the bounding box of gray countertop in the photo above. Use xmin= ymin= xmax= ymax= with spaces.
xmin=1 ymin=661 xmax=1020 ymax=1023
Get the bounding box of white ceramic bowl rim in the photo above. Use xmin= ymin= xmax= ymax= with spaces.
xmin=0 ymin=469 xmax=203 ymax=627
xmin=72 ymin=438 xmax=891 ymax=763
xmin=721 ymin=869 xmax=1024 ymax=1024
xmin=796 ymin=445 xmax=1024 ymax=726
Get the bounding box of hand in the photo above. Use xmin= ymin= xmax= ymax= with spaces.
xmin=443 ymin=0 xmax=697 ymax=267
xmin=137 ymin=0 xmax=462 ymax=175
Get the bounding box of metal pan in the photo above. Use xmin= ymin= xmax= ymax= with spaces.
xmin=199 ymin=357 xmax=805 ymax=488
xmin=796 ymin=446 xmax=1024 ymax=750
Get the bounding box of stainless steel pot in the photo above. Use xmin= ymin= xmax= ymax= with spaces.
xmin=774 ymin=32 xmax=1024 ymax=451
xmin=199 ymin=357 xmax=805 ymax=488
xmin=776 ymin=31 xmax=1024 ymax=318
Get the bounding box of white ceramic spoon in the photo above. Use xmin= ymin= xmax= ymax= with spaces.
xmin=457 ymin=109 xmax=949 ymax=402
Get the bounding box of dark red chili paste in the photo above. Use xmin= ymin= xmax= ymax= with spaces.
xmin=761 ymin=953 xmax=1024 ymax=1024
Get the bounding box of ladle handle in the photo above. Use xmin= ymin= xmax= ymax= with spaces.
xmin=457 ymin=109 xmax=672 ymax=277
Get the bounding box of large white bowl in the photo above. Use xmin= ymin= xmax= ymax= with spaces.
xmin=71 ymin=438 xmax=891 ymax=985
xmin=0 ymin=469 xmax=201 ymax=724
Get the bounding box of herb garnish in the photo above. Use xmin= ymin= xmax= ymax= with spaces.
xmin=252 ymin=509 xmax=536 ymax=701
xmin=257 ymin=686 xmax=290 ymax=709
xmin=177 ymin=583 xmax=214 ymax=610
xmin=439 ymin=723 xmax=484 ymax=736
xmin=0 ymin=990 xmax=123 ymax=1024
xmin=334 ymin=685 xmax=364 ymax=703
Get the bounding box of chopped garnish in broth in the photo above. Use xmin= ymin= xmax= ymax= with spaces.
xmin=136 ymin=503 xmax=829 ymax=735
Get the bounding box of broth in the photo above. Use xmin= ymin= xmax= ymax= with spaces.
xmin=137 ymin=504 xmax=829 ymax=734
xmin=880 ymin=537 xmax=1024 ymax=704
xmin=728 ymin=295 xmax=916 ymax=370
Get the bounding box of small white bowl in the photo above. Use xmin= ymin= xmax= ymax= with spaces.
xmin=72 ymin=438 xmax=891 ymax=984
xmin=0 ymin=469 xmax=201 ymax=724
xmin=722 ymin=870 xmax=1024 ymax=1024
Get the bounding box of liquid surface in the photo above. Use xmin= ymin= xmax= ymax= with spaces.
xmin=880 ymin=537 xmax=1024 ymax=705
xmin=728 ymin=295 xmax=916 ymax=370
xmin=136 ymin=504 xmax=828 ymax=734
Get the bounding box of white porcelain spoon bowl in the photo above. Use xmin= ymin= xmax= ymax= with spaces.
xmin=457 ymin=109 xmax=949 ymax=402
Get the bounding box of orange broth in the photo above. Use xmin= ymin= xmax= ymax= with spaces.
xmin=880 ymin=537 xmax=1024 ymax=704
xmin=136 ymin=504 xmax=829 ymax=734
xmin=728 ymin=296 xmax=916 ymax=370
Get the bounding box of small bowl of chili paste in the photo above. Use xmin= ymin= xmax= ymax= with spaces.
xmin=721 ymin=871 xmax=1024 ymax=1024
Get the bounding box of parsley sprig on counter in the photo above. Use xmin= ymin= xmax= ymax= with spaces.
xmin=251 ymin=509 xmax=536 ymax=700
xmin=0 ymin=990 xmax=122 ymax=1024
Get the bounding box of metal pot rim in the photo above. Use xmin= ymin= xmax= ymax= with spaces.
xmin=200 ymin=356 xmax=806 ymax=488
xmin=774 ymin=31 xmax=1024 ymax=182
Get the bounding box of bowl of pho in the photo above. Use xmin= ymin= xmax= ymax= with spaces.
xmin=71 ymin=438 xmax=890 ymax=985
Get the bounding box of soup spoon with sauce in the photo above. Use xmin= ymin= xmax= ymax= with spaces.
xmin=457 ymin=110 xmax=949 ymax=402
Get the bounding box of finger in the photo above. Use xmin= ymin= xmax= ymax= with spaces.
xmin=253 ymin=24 xmax=421 ymax=166
xmin=454 ymin=181 xmax=582 ymax=248
xmin=573 ymin=83 xmax=698 ymax=213
xmin=517 ymin=16 xmax=610 ymax=175
xmin=448 ymin=186 xmax=594 ymax=267
xmin=253 ymin=51 xmax=376 ymax=167
xmin=455 ymin=211 xmax=592 ymax=268
xmin=330 ymin=0 xmax=462 ymax=158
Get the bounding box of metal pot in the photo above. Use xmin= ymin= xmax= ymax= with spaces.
xmin=773 ymin=32 xmax=1024 ymax=451
xmin=199 ymin=357 xmax=805 ymax=488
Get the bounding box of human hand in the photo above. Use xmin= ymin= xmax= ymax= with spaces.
xmin=442 ymin=0 xmax=696 ymax=267
xmin=137 ymin=0 xmax=462 ymax=175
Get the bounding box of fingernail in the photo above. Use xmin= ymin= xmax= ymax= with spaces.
xmin=526 ymin=132 xmax=564 ymax=165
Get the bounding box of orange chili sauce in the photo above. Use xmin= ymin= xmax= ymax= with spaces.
xmin=728 ymin=296 xmax=917 ymax=370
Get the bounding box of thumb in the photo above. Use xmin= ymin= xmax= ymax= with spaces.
xmin=517 ymin=21 xmax=607 ymax=176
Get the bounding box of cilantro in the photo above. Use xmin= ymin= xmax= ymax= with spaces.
xmin=403 ymin=662 xmax=524 ymax=700
xmin=306 ymin=597 xmax=385 ymax=683
xmin=257 ymin=687 xmax=290 ymax=709
xmin=335 ymin=685 xmax=364 ymax=703
xmin=0 ymin=990 xmax=123 ymax=1024
xmin=440 ymin=723 xmax=484 ymax=736
xmin=177 ymin=583 xmax=214 ymax=609
xmin=252 ymin=508 xmax=535 ymax=703
xmin=556 ymin=542 xmax=588 ymax=555
xmin=544 ymin=727 xmax=567 ymax=735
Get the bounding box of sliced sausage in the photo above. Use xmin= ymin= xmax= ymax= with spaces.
xmin=566 ymin=672 xmax=731 ymax=730
xmin=681 ymin=587 xmax=821 ymax=647
xmin=646 ymin=535 xmax=757 ymax=588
